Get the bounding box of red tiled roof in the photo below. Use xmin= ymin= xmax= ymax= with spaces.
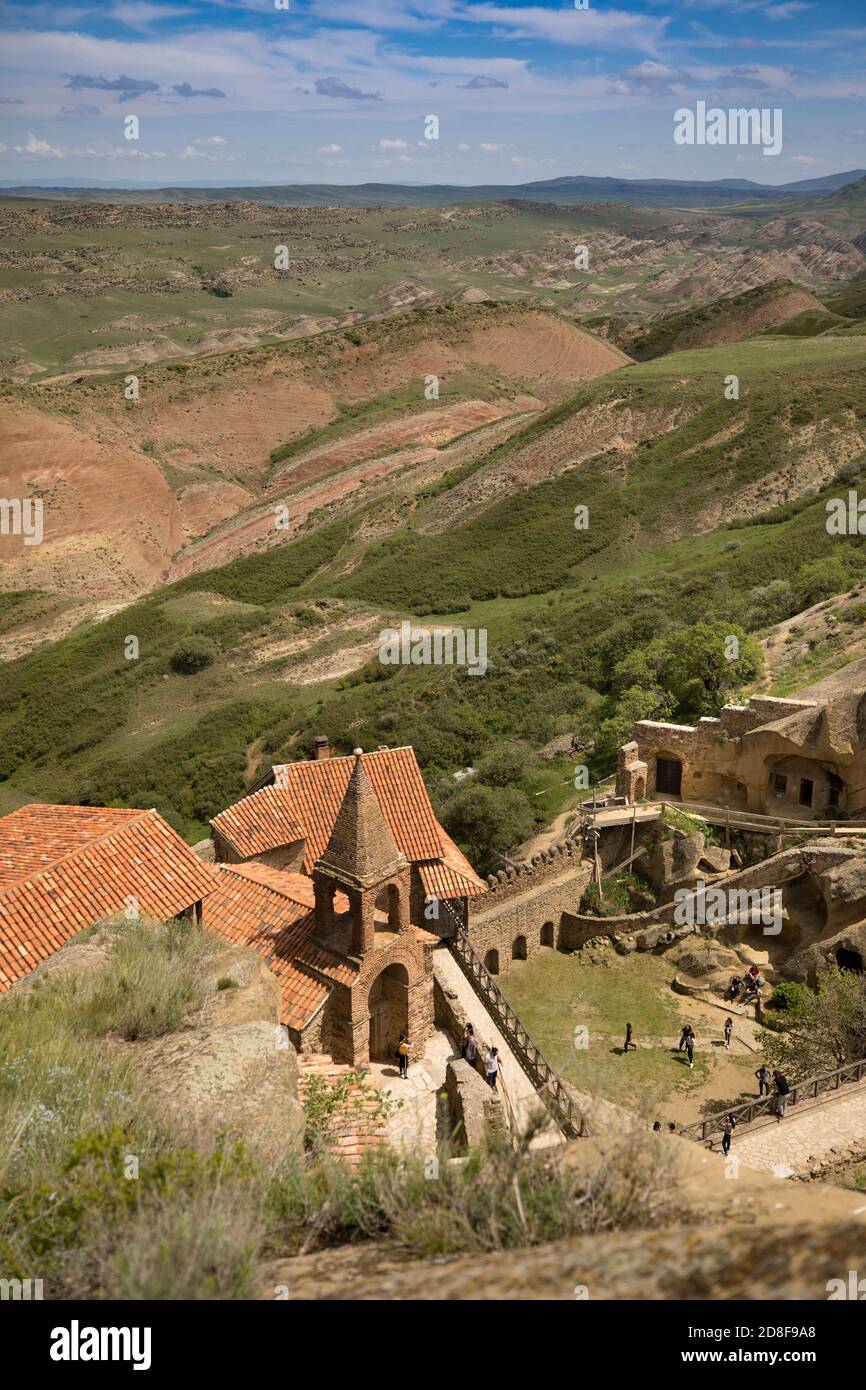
xmin=202 ymin=863 xmax=355 ymax=1031
xmin=270 ymin=748 xmax=442 ymax=868
xmin=0 ymin=803 xmax=143 ymax=890
xmin=424 ymin=821 xmax=486 ymax=898
xmin=210 ymin=785 xmax=304 ymax=861
xmin=0 ymin=806 xmax=216 ymax=992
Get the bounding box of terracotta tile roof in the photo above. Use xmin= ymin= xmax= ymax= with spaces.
xmin=0 ymin=803 xmax=143 ymax=890
xmin=270 ymin=747 xmax=442 ymax=868
xmin=421 ymin=822 xmax=486 ymax=899
xmin=210 ymin=785 xmax=305 ymax=861
xmin=202 ymin=864 xmax=354 ymax=1031
xmin=0 ymin=806 xmax=216 ymax=992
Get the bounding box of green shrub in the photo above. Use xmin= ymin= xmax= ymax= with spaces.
xmin=169 ymin=638 xmax=217 ymax=675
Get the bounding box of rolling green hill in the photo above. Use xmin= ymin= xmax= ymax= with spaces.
xmin=2 ymin=333 xmax=866 ymax=841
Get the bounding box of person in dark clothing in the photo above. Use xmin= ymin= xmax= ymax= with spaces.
xmin=623 ymin=1022 xmax=636 ymax=1054
xmin=727 ymin=975 xmax=742 ymax=1002
xmin=685 ymin=1031 xmax=696 ymax=1069
xmin=755 ymin=1064 xmax=771 ymax=1097
xmin=397 ymin=1033 xmax=411 ymax=1078
xmin=721 ymin=1112 xmax=737 ymax=1157
xmin=668 ymin=1121 xmax=676 ymax=1134
xmin=463 ymin=1025 xmax=478 ymax=1066
xmin=652 ymin=1120 xmax=662 ymax=1132
xmin=678 ymin=1024 xmax=691 ymax=1052
xmin=723 ymin=1016 xmax=733 ymax=1049
xmin=774 ymin=1071 xmax=791 ymax=1118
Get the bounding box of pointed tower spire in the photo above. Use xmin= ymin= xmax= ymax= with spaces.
xmin=315 ymin=750 xmax=407 ymax=889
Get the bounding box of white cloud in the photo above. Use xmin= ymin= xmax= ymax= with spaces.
xmin=318 ymin=143 xmax=342 ymax=153
xmin=14 ymin=132 xmax=65 ymax=158
xmin=379 ymin=138 xmax=408 ymax=148
xmin=191 ymin=135 xmax=227 ymax=145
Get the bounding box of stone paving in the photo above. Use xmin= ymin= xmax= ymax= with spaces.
xmin=367 ymin=1027 xmax=455 ymax=1153
xmin=729 ymin=1081 xmax=866 ymax=1175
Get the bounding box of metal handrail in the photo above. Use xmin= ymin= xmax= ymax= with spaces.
xmin=449 ymin=927 xmax=589 ymax=1139
xmin=680 ymin=1056 xmax=866 ymax=1143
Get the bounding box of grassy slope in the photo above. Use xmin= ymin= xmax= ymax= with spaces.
xmin=2 ymin=334 xmax=866 ymax=837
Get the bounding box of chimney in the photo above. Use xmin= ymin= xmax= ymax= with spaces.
xmin=312 ymin=735 xmax=330 ymax=761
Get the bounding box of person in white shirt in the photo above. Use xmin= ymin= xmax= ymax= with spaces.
xmin=485 ymin=1047 xmax=500 ymax=1089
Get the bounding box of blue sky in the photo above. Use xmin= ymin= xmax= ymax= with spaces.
xmin=0 ymin=0 xmax=864 ymax=184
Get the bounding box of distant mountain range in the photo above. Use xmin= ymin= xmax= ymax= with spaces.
xmin=1 ymin=169 xmax=864 ymax=209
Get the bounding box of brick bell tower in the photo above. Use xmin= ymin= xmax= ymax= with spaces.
xmin=312 ymin=749 xmax=411 ymax=955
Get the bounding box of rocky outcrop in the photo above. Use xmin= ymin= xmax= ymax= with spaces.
xmin=131 ymin=945 xmax=304 ymax=1159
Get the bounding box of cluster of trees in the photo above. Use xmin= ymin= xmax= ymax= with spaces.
xmin=595 ymin=620 xmax=763 ymax=760
xmin=763 ymin=967 xmax=866 ymax=1079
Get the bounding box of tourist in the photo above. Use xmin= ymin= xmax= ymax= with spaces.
xmin=727 ymin=975 xmax=742 ymax=1002
xmin=397 ymin=1033 xmax=411 ymax=1079
xmin=464 ymin=1024 xmax=478 ymax=1066
xmin=685 ymin=1031 xmax=696 ymax=1070
xmin=485 ymin=1046 xmax=500 ymax=1089
xmin=623 ymin=1021 xmax=636 ymax=1054
xmin=724 ymin=1016 xmax=733 ymax=1049
xmin=678 ymin=1024 xmax=690 ymax=1052
xmin=668 ymin=1121 xmax=676 ymax=1134
xmin=652 ymin=1120 xmax=662 ymax=1132
xmin=722 ymin=1112 xmax=737 ymax=1157
xmin=774 ymin=1070 xmax=791 ymax=1119
xmin=755 ymin=1063 xmax=771 ymax=1097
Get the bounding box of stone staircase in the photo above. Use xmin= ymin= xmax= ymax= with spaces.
xmin=298 ymin=1053 xmax=388 ymax=1167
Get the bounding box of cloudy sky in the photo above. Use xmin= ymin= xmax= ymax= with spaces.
xmin=0 ymin=0 xmax=864 ymax=185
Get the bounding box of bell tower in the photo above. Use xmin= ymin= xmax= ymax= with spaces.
xmin=313 ymin=749 xmax=410 ymax=955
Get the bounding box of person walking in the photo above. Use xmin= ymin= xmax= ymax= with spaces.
xmin=723 ymin=1016 xmax=733 ymax=1049
xmin=624 ymin=1021 xmax=637 ymax=1054
xmin=685 ymin=1030 xmax=696 ymax=1070
xmin=721 ymin=1111 xmax=737 ymax=1157
xmin=464 ymin=1024 xmax=478 ymax=1067
xmin=755 ymin=1063 xmax=771 ymax=1097
xmin=678 ymin=1024 xmax=690 ymax=1052
xmin=774 ymin=1071 xmax=791 ymax=1119
xmin=485 ymin=1046 xmax=500 ymax=1089
xmin=397 ymin=1033 xmax=411 ymax=1079
xmin=652 ymin=1120 xmax=662 ymax=1132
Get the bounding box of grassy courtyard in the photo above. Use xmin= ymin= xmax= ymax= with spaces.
xmin=499 ymin=948 xmax=759 ymax=1125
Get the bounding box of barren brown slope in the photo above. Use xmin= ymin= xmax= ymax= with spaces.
xmin=0 ymin=304 xmax=627 ymax=601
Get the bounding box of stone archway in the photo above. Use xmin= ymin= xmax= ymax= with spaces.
xmin=540 ymin=921 xmax=554 ymax=947
xmin=368 ymin=961 xmax=409 ymax=1060
xmin=484 ymin=948 xmax=499 ymax=975
xmin=512 ymin=935 xmax=527 ymax=961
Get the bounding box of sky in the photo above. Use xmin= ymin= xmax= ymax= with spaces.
xmin=0 ymin=0 xmax=864 ymax=186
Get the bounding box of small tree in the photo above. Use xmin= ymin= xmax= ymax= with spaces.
xmin=441 ymin=783 xmax=535 ymax=875
xmin=169 ymin=638 xmax=216 ymax=675
xmin=761 ymin=966 xmax=866 ymax=1079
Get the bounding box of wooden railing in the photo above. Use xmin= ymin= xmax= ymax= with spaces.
xmin=679 ymin=1056 xmax=866 ymax=1144
xmin=449 ymin=928 xmax=590 ymax=1140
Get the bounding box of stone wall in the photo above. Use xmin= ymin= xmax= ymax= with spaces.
xmin=445 ymin=1058 xmax=505 ymax=1148
xmin=617 ymin=696 xmax=826 ymax=812
xmin=466 ymin=842 xmax=592 ymax=975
